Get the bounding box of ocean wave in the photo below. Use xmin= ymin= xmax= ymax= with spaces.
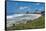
xmin=7 ymin=14 xmax=41 ymax=19
xmin=7 ymin=14 xmax=24 ymax=19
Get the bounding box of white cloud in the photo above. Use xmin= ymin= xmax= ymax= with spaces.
xmin=19 ymin=7 xmax=24 ymax=9
xmin=19 ymin=6 xmax=30 ymax=10
xmin=38 ymin=9 xmax=42 ymax=10
xmin=35 ymin=3 xmax=40 ymax=5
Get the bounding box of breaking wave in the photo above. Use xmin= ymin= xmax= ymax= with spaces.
xmin=7 ymin=14 xmax=25 ymax=19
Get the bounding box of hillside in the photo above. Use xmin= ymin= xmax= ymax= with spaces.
xmin=7 ymin=16 xmax=45 ymax=30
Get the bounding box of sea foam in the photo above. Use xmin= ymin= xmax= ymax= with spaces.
xmin=7 ymin=14 xmax=24 ymax=19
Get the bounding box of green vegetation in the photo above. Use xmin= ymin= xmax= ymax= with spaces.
xmin=7 ymin=16 xmax=45 ymax=30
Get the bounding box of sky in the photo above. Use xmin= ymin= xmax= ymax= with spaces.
xmin=7 ymin=1 xmax=45 ymax=15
